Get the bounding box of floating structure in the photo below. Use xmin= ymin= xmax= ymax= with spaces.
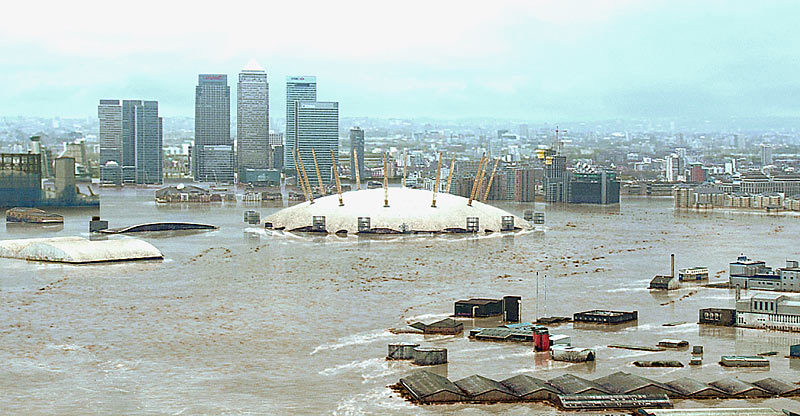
xmin=719 ymin=356 xmax=770 ymax=368
xmin=574 ymin=310 xmax=638 ymax=324
xmin=0 ymin=236 xmax=163 ymax=263
xmin=5 ymin=207 xmax=63 ymax=224
xmin=397 ymin=371 xmax=800 ymax=408
xmin=98 ymin=222 xmax=218 ymax=234
xmin=634 ymin=361 xmax=683 ymax=368
xmin=409 ymin=318 xmax=463 ymax=335
xmin=657 ymin=339 xmax=689 ymax=348
xmin=263 ymin=187 xmax=531 ymax=234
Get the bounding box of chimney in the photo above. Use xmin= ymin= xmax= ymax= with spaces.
xmin=670 ymin=253 xmax=675 ymax=277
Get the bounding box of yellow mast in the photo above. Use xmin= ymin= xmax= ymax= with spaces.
xmin=352 ymin=148 xmax=361 ymax=190
xmin=296 ymin=150 xmax=314 ymax=204
xmin=468 ymin=152 xmax=486 ymax=206
xmin=330 ymin=149 xmax=344 ymax=206
xmin=311 ymin=148 xmax=326 ymax=196
xmin=431 ymin=151 xmax=442 ymax=208
xmin=445 ymin=153 xmax=455 ymax=194
xmin=293 ymin=150 xmax=309 ymax=202
xmin=483 ymin=158 xmax=500 ymax=202
xmin=383 ymin=152 xmax=389 ymax=207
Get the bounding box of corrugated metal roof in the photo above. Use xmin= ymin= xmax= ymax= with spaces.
xmin=399 ymin=370 xmax=464 ymax=401
xmin=709 ymin=378 xmax=767 ymax=395
xmin=454 ymin=374 xmax=515 ymax=397
xmin=501 ymin=374 xmax=559 ymax=396
xmin=547 ymin=374 xmax=609 ymax=395
xmin=594 ymin=372 xmax=676 ymax=395
xmin=638 ymin=408 xmax=783 ymax=416
xmin=751 ymin=377 xmax=800 ymax=395
xmin=665 ymin=377 xmax=722 ymax=396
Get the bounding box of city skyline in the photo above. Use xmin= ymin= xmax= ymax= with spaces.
xmin=3 ymin=2 xmax=800 ymax=122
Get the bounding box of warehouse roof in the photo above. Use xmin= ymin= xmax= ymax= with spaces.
xmin=501 ymin=374 xmax=559 ymax=397
xmin=637 ymin=408 xmax=784 ymax=416
xmin=453 ymin=375 xmax=515 ymax=398
xmin=399 ymin=370 xmax=464 ymax=402
xmin=594 ymin=372 xmax=676 ymax=395
xmin=708 ymin=378 xmax=768 ymax=396
xmin=750 ymin=377 xmax=800 ymax=395
xmin=264 ymin=187 xmax=532 ymax=234
xmin=665 ymin=377 xmax=723 ymax=396
xmin=547 ymin=374 xmax=609 ymax=395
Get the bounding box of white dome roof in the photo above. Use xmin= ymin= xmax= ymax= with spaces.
xmin=264 ymin=187 xmax=531 ymax=234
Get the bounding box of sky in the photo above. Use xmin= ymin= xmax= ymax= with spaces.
xmin=2 ymin=0 xmax=799 ymax=122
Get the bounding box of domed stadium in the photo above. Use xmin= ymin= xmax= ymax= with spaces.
xmin=264 ymin=187 xmax=532 ymax=234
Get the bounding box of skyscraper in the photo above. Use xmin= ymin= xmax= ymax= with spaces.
xmin=98 ymin=99 xmax=122 ymax=185
xmin=349 ymin=126 xmax=364 ymax=180
xmin=295 ymin=101 xmax=339 ymax=185
xmin=135 ymin=101 xmax=163 ymax=184
xmin=761 ymin=143 xmax=773 ymax=167
xmin=285 ymin=76 xmax=317 ymax=172
xmin=195 ymin=74 xmax=232 ymax=183
xmin=236 ymin=60 xmax=269 ymax=183
xmin=98 ymin=99 xmax=162 ymax=185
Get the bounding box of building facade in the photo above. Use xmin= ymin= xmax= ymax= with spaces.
xmin=350 ymin=126 xmax=365 ymax=180
xmin=98 ymin=100 xmax=122 ymax=185
xmin=294 ymin=101 xmax=339 ymax=185
xmin=237 ymin=61 xmax=269 ymax=183
xmin=98 ymin=99 xmax=162 ymax=185
xmin=736 ymin=293 xmax=800 ymax=332
xmin=284 ymin=76 xmax=317 ymax=173
xmin=194 ymin=74 xmax=233 ymax=183
xmin=134 ymin=101 xmax=163 ymax=184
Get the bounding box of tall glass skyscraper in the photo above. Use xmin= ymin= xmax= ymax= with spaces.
xmin=284 ymin=76 xmax=317 ymax=172
xmin=295 ymin=101 xmax=339 ymax=185
xmin=349 ymin=126 xmax=365 ymax=181
xmin=195 ymin=74 xmax=232 ymax=183
xmin=98 ymin=99 xmax=162 ymax=185
xmin=237 ymin=60 xmax=269 ymax=183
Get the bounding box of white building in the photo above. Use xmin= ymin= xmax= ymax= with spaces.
xmin=736 ymin=292 xmax=800 ymax=332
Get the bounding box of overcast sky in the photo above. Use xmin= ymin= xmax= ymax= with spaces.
xmin=2 ymin=0 xmax=799 ymax=122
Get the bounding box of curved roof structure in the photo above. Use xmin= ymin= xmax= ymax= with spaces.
xmin=99 ymin=222 xmax=218 ymax=234
xmin=264 ymin=187 xmax=531 ymax=234
xmin=0 ymin=237 xmax=163 ymax=264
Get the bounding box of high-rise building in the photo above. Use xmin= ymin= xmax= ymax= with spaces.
xmin=285 ymin=76 xmax=317 ymax=172
xmin=237 ymin=60 xmax=269 ymax=183
xmin=98 ymin=99 xmax=122 ymax=185
xmin=350 ymin=126 xmax=365 ymax=180
xmin=194 ymin=74 xmax=232 ymax=183
xmin=269 ymin=132 xmax=284 ymax=170
xmin=295 ymin=101 xmax=339 ymax=185
xmin=99 ymin=99 xmax=162 ymax=185
xmin=761 ymin=143 xmax=773 ymax=167
xmin=135 ymin=101 xmax=163 ymax=184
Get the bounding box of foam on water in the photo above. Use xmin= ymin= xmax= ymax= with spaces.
xmin=311 ymin=329 xmax=396 ymax=355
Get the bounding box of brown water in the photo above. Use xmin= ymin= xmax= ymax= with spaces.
xmin=2 ymin=190 xmax=800 ymax=415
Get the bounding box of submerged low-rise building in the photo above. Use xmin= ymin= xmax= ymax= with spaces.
xmin=735 ymin=292 xmax=800 ymax=332
xmin=729 ymin=256 xmax=800 ymax=292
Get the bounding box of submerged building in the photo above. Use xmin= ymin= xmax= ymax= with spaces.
xmin=264 ymin=187 xmax=531 ymax=234
xmin=0 ymin=154 xmax=98 ymax=208
xmin=729 ymin=255 xmax=800 ymax=292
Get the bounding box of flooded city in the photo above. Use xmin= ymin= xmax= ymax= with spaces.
xmin=2 ymin=190 xmax=799 ymax=414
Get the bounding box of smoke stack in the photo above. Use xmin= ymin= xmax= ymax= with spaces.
xmin=670 ymin=253 xmax=675 ymax=277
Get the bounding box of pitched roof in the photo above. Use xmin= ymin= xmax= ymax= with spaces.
xmin=501 ymin=374 xmax=559 ymax=397
xmin=399 ymin=370 xmax=464 ymax=401
xmin=454 ymin=375 xmax=515 ymax=398
xmin=750 ymin=377 xmax=800 ymax=395
xmin=547 ymin=374 xmax=609 ymax=394
xmin=709 ymin=378 xmax=768 ymax=395
xmin=594 ymin=371 xmax=676 ymax=395
xmin=242 ymin=58 xmax=265 ymax=72
xmin=665 ymin=377 xmax=723 ymax=396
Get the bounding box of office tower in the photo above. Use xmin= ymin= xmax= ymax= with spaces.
xmin=349 ymin=126 xmax=364 ymax=180
xmin=295 ymin=101 xmax=338 ymax=184
xmin=98 ymin=99 xmax=122 ymax=185
xmin=121 ymin=100 xmax=141 ymax=183
xmin=135 ymin=101 xmax=163 ymax=184
xmin=544 ymin=155 xmax=568 ymax=202
xmin=269 ymin=132 xmax=284 ymax=170
xmin=237 ymin=60 xmax=269 ymax=183
xmin=761 ymin=144 xmax=773 ymax=167
xmin=285 ymin=76 xmax=317 ymax=172
xmin=195 ymin=74 xmax=233 ymax=183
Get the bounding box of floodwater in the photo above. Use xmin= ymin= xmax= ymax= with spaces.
xmin=2 ymin=189 xmax=800 ymax=415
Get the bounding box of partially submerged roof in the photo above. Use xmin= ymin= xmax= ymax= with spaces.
xmin=637 ymin=408 xmax=784 ymax=416
xmin=0 ymin=236 xmax=163 ymax=264
xmin=750 ymin=377 xmax=800 ymax=396
xmin=399 ymin=370 xmax=464 ymax=402
xmin=501 ymin=374 xmax=559 ymax=397
xmin=665 ymin=377 xmax=724 ymax=396
xmin=453 ymin=374 xmax=516 ymax=398
xmin=709 ymin=378 xmax=769 ymax=396
xmin=547 ymin=374 xmax=609 ymax=395
xmin=427 ymin=318 xmax=462 ymax=328
xmin=594 ymin=372 xmax=676 ymax=395
xmin=100 ymin=222 xmax=218 ymax=234
xmin=264 ymin=187 xmax=532 ymax=234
